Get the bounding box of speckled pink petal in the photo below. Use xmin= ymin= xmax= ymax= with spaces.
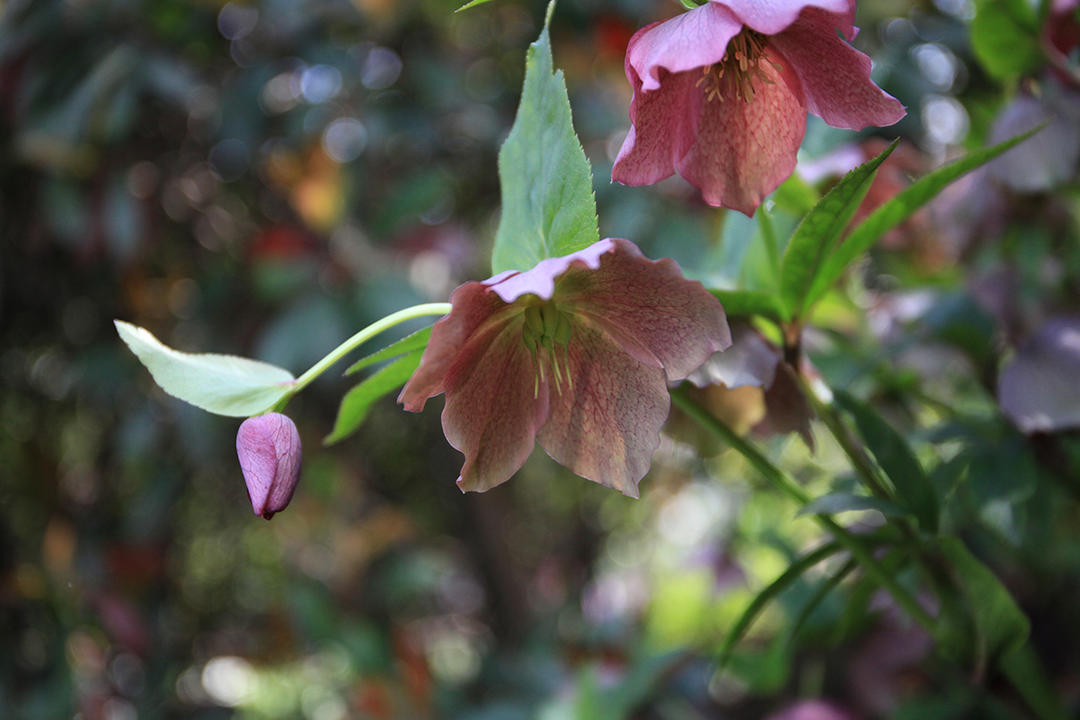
xmin=236 ymin=413 xmax=302 ymax=520
xmin=536 ymin=322 xmax=670 ymax=498
xmin=441 ymin=318 xmax=550 ymax=493
xmin=770 ymin=8 xmax=905 ymax=130
xmin=626 ymin=6 xmax=743 ymax=92
xmin=555 ymin=239 xmax=731 ymax=381
xmin=399 ymin=281 xmax=511 ymax=412
xmin=612 ymin=70 xmax=698 ymax=189
xmin=485 ymin=239 xmax=614 ymax=303
xmin=675 ymin=50 xmax=807 ymax=215
xmin=716 ymin=0 xmax=854 ymax=37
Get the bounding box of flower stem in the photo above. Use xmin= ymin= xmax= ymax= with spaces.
xmin=284 ymin=302 xmax=451 ymax=399
xmin=670 ymin=385 xmax=936 ymax=632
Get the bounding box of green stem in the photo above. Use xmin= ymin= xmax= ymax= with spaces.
xmin=285 ymin=302 xmax=451 ymax=399
xmin=670 ymin=386 xmax=936 ymax=633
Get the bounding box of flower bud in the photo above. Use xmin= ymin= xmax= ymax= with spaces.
xmin=236 ymin=413 xmax=302 ymax=519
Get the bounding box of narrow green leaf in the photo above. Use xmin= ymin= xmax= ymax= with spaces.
xmin=711 ymin=289 xmax=785 ymax=321
xmin=717 ymin=542 xmax=842 ymax=668
xmin=758 ymin=207 xmax=782 ymax=294
xmin=325 ymin=352 xmax=423 ymax=445
xmin=490 ymin=0 xmax=599 ymax=275
xmin=834 ymin=391 xmax=939 ymax=532
xmin=779 ymin=140 xmax=897 ymax=319
xmin=937 ymin=537 xmax=1030 ymax=664
xmin=345 ymin=326 xmax=432 ymax=376
xmin=803 ymin=127 xmax=1044 ymax=311
xmin=970 ymin=0 xmax=1043 ymax=80
xmin=786 ymin=558 xmax=857 ymax=646
xmin=455 ymin=0 xmax=498 ymax=12
xmin=795 ymin=491 xmax=909 ymax=519
xmin=115 ymin=320 xmax=294 ymax=417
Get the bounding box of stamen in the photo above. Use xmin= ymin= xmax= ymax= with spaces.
xmin=698 ymin=29 xmax=772 ymax=104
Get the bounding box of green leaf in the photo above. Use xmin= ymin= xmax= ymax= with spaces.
xmin=345 ymin=326 xmax=432 ymax=376
xmin=834 ymin=391 xmax=939 ymax=533
xmin=325 ymin=352 xmax=423 ymax=445
xmin=771 ymin=172 xmax=820 ymax=216
xmin=115 ymin=320 xmax=294 ymax=417
xmin=970 ymin=0 xmax=1043 ymax=80
xmin=717 ymin=542 xmax=842 ymax=668
xmin=795 ymin=491 xmax=909 ymax=519
xmin=455 ymin=0 xmax=498 ymax=11
xmin=490 ymin=0 xmax=599 ymax=275
xmin=711 ymin=289 xmax=785 ymax=321
xmin=786 ymin=558 xmax=857 ymax=646
xmin=779 ymin=140 xmax=897 ymax=319
xmin=802 ymin=127 xmax=1044 ymax=311
xmin=936 ymin=537 xmax=1030 ymax=665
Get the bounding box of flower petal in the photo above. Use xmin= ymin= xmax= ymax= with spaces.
xmin=770 ymin=8 xmax=905 ymax=130
xmin=441 ymin=318 xmax=550 ymax=492
xmin=627 ymin=5 xmax=743 ymax=92
xmin=716 ymin=0 xmax=854 ymax=37
xmin=556 ymin=239 xmax=732 ymax=380
xmin=612 ymin=70 xmax=698 ymax=188
xmin=674 ymin=51 xmax=807 ymax=215
xmin=399 ymin=281 xmax=508 ymax=412
xmin=536 ymin=323 xmax=670 ymax=498
xmin=485 ymin=239 xmax=615 ymax=303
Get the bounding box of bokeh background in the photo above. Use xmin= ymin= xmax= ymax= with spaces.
xmin=3 ymin=0 xmax=1080 ymax=717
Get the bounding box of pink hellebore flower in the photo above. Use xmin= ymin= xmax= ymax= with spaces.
xmin=236 ymin=413 xmax=302 ymax=519
xmin=399 ymin=238 xmax=732 ymax=497
xmin=612 ymin=0 xmax=906 ymax=215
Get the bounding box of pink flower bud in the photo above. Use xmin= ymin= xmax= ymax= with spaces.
xmin=236 ymin=413 xmax=302 ymax=519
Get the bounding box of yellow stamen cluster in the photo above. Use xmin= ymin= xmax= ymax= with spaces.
xmin=696 ymin=29 xmax=783 ymax=104
xmin=522 ymin=303 xmax=573 ymax=398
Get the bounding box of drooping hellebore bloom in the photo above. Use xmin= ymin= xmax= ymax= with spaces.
xmin=612 ymin=0 xmax=906 ymax=215
xmin=399 ymin=238 xmax=732 ymax=497
xmin=236 ymin=413 xmax=302 ymax=519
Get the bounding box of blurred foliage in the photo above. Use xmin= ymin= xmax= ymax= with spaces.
xmin=2 ymin=0 xmax=1080 ymax=718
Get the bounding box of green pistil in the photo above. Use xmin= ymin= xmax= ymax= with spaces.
xmin=522 ymin=303 xmax=574 ymax=397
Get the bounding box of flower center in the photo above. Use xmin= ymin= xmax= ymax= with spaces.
xmin=696 ymin=29 xmax=779 ymax=104
xmin=521 ymin=303 xmax=573 ymax=398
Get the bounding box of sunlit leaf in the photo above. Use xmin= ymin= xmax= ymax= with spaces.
xmin=802 ymin=127 xmax=1043 ymax=311
xmin=970 ymin=0 xmax=1043 ymax=80
xmin=779 ymin=140 xmax=896 ymax=320
xmin=490 ymin=0 xmax=599 ymax=275
xmin=115 ymin=320 xmax=294 ymax=417
xmin=711 ymin=289 xmax=785 ymax=321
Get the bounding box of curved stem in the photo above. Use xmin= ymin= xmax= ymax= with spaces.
xmin=670 ymin=386 xmax=936 ymax=632
xmin=286 ymin=302 xmax=451 ymax=398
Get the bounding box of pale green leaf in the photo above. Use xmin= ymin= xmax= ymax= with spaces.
xmin=490 ymin=0 xmax=599 ymax=275
xmin=115 ymin=320 xmax=294 ymax=417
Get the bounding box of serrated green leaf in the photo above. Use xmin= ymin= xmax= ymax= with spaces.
xmin=717 ymin=542 xmax=842 ymax=668
xmin=795 ymin=491 xmax=909 ymax=519
xmin=115 ymin=320 xmax=294 ymax=417
xmin=490 ymin=0 xmax=599 ymax=275
xmin=802 ymin=127 xmax=1043 ymax=311
xmin=834 ymin=391 xmax=939 ymax=533
xmin=937 ymin=537 xmax=1030 ymax=664
xmin=780 ymin=140 xmax=897 ymax=319
xmin=345 ymin=326 xmax=432 ymax=376
xmin=711 ymin=289 xmax=785 ymax=321
xmin=971 ymin=0 xmax=1043 ymax=80
xmin=325 ymin=352 xmax=423 ymax=445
